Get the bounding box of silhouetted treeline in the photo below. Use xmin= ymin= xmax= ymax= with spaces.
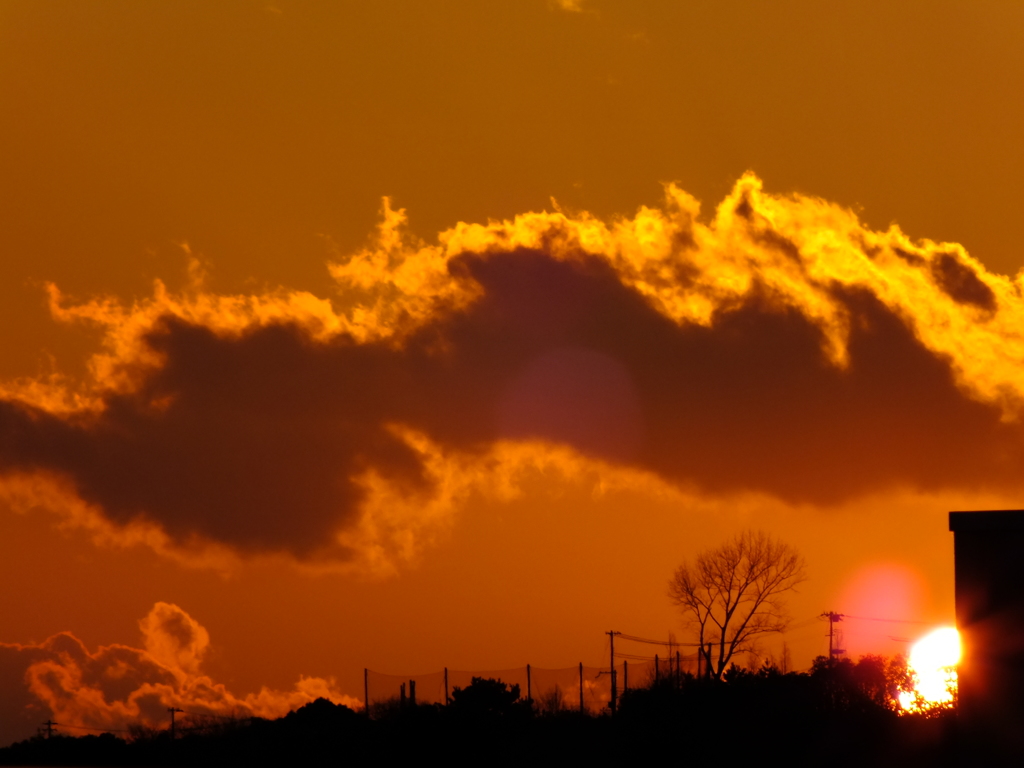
xmin=0 ymin=660 xmax=967 ymax=768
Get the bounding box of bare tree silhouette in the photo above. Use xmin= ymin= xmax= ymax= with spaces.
xmin=669 ymin=530 xmax=806 ymax=681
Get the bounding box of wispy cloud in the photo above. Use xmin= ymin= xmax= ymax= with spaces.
xmin=550 ymin=0 xmax=586 ymax=12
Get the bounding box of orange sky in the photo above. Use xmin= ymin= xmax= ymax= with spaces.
xmin=2 ymin=0 xmax=1024 ymax=746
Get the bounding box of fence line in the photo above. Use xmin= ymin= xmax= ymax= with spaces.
xmin=365 ymin=652 xmax=701 ymax=716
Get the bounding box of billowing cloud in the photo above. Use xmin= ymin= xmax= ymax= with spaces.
xmin=1 ymin=174 xmax=1022 ymax=570
xmin=0 ymin=602 xmax=359 ymax=747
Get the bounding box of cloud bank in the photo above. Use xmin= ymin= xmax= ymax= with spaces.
xmin=1 ymin=174 xmax=1021 ymax=570
xmin=0 ymin=602 xmax=359 ymax=747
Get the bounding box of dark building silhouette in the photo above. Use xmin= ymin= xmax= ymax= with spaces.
xmin=949 ymin=510 xmax=1024 ymax=754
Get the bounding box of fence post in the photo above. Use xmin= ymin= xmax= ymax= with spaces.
xmin=611 ymin=669 xmax=617 ymax=715
xmin=579 ymin=662 xmax=584 ymax=713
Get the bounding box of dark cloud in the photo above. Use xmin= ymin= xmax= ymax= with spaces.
xmin=425 ymin=253 xmax=1018 ymax=504
xmin=0 ymin=246 xmax=1020 ymax=562
xmin=931 ymin=252 xmax=997 ymax=312
xmin=1 ymin=176 xmax=1020 ymax=564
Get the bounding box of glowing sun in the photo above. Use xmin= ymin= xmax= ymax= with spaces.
xmin=899 ymin=627 xmax=960 ymax=711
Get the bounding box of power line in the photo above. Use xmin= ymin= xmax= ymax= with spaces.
xmin=783 ymin=616 xmax=823 ymax=631
xmin=50 ymin=723 xmax=129 ymax=734
xmin=615 ymin=651 xmax=699 ymax=663
xmin=615 ymin=652 xmax=660 ymax=662
xmin=41 ymin=708 xmax=252 ymax=738
xmin=180 ymin=709 xmax=251 ymax=721
xmin=842 ymin=614 xmax=935 ymax=625
xmin=617 ymin=633 xmax=703 ymax=647
xmin=620 ymin=616 xmax=823 ymax=648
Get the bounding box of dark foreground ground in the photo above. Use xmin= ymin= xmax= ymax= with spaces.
xmin=0 ymin=665 xmax=991 ymax=767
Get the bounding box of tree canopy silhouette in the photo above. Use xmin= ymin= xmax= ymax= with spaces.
xmin=668 ymin=530 xmax=806 ymax=680
xmin=449 ymin=677 xmax=526 ymax=720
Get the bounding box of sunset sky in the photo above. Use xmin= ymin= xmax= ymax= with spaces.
xmin=2 ymin=0 xmax=1024 ymax=745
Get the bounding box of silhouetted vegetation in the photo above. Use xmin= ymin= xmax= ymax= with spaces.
xmin=668 ymin=529 xmax=806 ymax=680
xmin=448 ymin=676 xmax=532 ymax=721
xmin=0 ymin=660 xmax=970 ymax=767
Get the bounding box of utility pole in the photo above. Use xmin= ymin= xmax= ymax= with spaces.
xmin=821 ymin=612 xmax=845 ymax=658
xmin=526 ymin=664 xmax=531 ymax=705
xmin=42 ymin=720 xmax=57 ymax=739
xmin=167 ymin=708 xmax=183 ymax=740
xmin=607 ymin=631 xmax=620 ymax=715
xmin=364 ymin=668 xmax=370 ymax=718
xmin=444 ymin=667 xmax=449 ymax=706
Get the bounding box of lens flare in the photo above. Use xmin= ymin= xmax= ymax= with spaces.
xmin=898 ymin=627 xmax=960 ymax=711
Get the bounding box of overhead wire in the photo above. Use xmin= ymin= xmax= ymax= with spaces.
xmin=617 ymin=633 xmax=703 ymax=647
xmin=180 ymin=709 xmax=252 ymax=721
xmin=48 ymin=722 xmax=129 ymax=734
xmin=614 ymin=651 xmax=699 ymax=663
xmin=841 ymin=614 xmax=935 ymax=625
xmin=620 ymin=615 xmax=823 ymax=647
xmin=784 ymin=616 xmax=823 ymax=631
xmin=42 ymin=708 xmax=252 ymax=739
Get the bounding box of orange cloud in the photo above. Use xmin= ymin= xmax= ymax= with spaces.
xmin=0 ymin=176 xmax=1021 ymax=570
xmin=0 ymin=603 xmax=360 ymax=746
xmin=550 ymin=0 xmax=586 ymax=11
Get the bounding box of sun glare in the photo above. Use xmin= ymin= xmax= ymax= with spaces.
xmin=898 ymin=627 xmax=960 ymax=712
